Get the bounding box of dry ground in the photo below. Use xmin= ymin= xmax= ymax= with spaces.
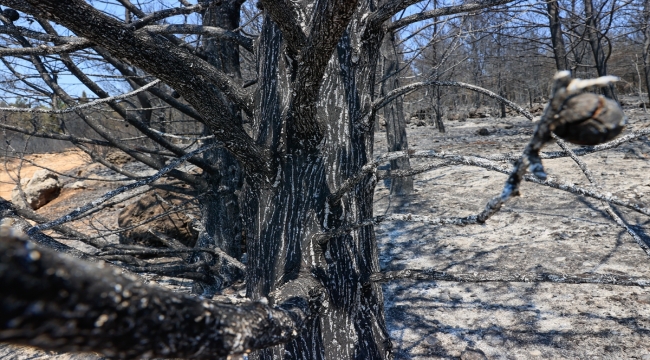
xmin=375 ymin=100 xmax=650 ymax=359
xmin=1 ymin=99 xmax=650 ymax=359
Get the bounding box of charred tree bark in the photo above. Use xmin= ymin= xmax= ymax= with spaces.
xmin=583 ymin=0 xmax=617 ymax=101
xmin=642 ymin=0 xmax=650 ymax=104
xmin=380 ymin=31 xmax=413 ymax=197
xmin=0 ymin=232 xmax=322 ymax=359
xmin=191 ymin=0 xmax=245 ymax=296
xmin=244 ymin=11 xmax=392 ymax=358
xmin=547 ymin=0 xmax=568 ymax=71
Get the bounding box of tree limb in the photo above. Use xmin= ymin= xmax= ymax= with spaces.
xmin=0 ymin=231 xmax=323 ymax=358
xmin=142 ymin=24 xmax=254 ymax=52
xmin=370 ymin=268 xmax=650 ymax=287
xmin=388 ymin=0 xmax=519 ymax=31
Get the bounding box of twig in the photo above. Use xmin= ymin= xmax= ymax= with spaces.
xmin=369 ymin=269 xmax=650 ymax=287
xmin=484 ymin=128 xmax=650 ymax=162
xmin=554 ymin=134 xmax=650 ymax=257
xmin=0 ymin=79 xmax=161 ymax=114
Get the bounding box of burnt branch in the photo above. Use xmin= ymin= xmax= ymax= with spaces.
xmin=370 ymin=269 xmax=650 ymax=287
xmin=287 ymin=0 xmax=359 ymax=148
xmin=0 ymin=231 xmax=323 ymax=358
xmin=485 ymin=129 xmax=650 ymax=162
xmin=372 ymin=79 xmax=533 ymax=121
xmin=0 ymin=39 xmax=90 ymax=56
xmin=14 ymin=0 xmax=273 ymax=179
xmin=0 ymin=199 xmax=97 ymax=261
xmin=142 ymin=24 xmax=254 ymax=52
xmin=388 ymin=0 xmax=518 ymax=31
xmin=0 ymin=80 xmax=161 ymax=114
xmin=259 ymin=0 xmax=306 ymax=55
xmin=555 ymin=134 xmax=650 ymax=257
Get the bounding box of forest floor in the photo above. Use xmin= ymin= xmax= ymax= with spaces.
xmin=374 ymin=97 xmax=650 ymax=359
xmin=1 ymin=97 xmax=650 ymax=359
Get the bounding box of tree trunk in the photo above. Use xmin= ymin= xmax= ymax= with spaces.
xmin=583 ymin=0 xmax=617 ymax=101
xmin=191 ymin=0 xmax=245 ymax=296
xmin=380 ymin=31 xmax=414 ymax=197
xmin=243 ymin=15 xmax=391 ymax=359
xmin=547 ymin=0 xmax=568 ymax=71
xmin=642 ymin=0 xmax=650 ymax=104
xmin=435 ymin=86 xmax=445 ymax=132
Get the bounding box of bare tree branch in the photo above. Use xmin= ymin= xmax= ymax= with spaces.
xmin=554 ymin=134 xmax=650 ymax=256
xmin=372 ymin=79 xmax=533 ymax=121
xmin=0 ymin=40 xmax=90 ymax=56
xmin=0 ymin=231 xmax=323 ymax=358
xmin=0 ymin=79 xmax=161 ymax=114
xmin=370 ymin=269 xmax=650 ymax=287
xmin=388 ymin=0 xmax=519 ymax=31
xmin=142 ymin=24 xmax=254 ymax=52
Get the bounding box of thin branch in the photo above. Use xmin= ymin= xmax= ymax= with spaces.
xmin=142 ymin=24 xmax=254 ymax=52
xmin=370 ymin=269 xmax=650 ymax=287
xmin=372 ymin=79 xmax=533 ymax=121
xmin=0 ymin=40 xmax=90 ymax=56
xmin=554 ymin=134 xmax=650 ymax=257
xmin=128 ymin=4 xmax=206 ymax=29
xmin=388 ymin=0 xmax=518 ymax=31
xmin=99 ymin=237 xmax=246 ymax=271
xmin=149 ymin=230 xmax=245 ymax=271
xmin=0 ymin=79 xmax=161 ymax=114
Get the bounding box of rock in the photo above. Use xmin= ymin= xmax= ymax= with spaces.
xmin=69 ymin=181 xmax=87 ymax=189
xmin=528 ymin=103 xmax=546 ymax=115
xmin=469 ymin=106 xmax=491 ymax=118
xmin=477 ymin=128 xmax=490 ymax=136
xmin=105 ymin=150 xmax=133 ymax=165
xmin=118 ymin=189 xmax=199 ymax=247
xmin=11 ymin=170 xmax=62 ymax=210
xmin=460 ymin=347 xmax=487 ymax=360
xmin=415 ymin=119 xmax=427 ymax=127
xmin=447 ymin=113 xmax=462 ymax=121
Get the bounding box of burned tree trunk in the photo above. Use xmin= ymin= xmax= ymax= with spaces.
xmin=642 ymin=0 xmax=650 ymax=104
xmin=244 ymin=11 xmax=391 ymax=358
xmin=547 ymin=0 xmax=568 ymax=71
xmin=380 ymin=30 xmax=414 ymax=197
xmin=191 ymin=0 xmax=245 ymax=296
xmin=583 ymin=0 xmax=617 ymax=101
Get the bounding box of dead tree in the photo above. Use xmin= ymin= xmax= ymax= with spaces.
xmin=547 ymin=0 xmax=569 ymax=71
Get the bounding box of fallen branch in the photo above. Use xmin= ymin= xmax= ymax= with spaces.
xmin=370 ymin=269 xmax=650 ymax=287
xmin=555 ymin=134 xmax=650 ymax=257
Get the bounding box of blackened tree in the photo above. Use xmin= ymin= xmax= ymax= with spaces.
xmin=0 ymin=1 xmax=642 ymax=359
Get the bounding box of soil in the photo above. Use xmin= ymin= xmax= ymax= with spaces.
xmin=1 ymin=96 xmax=650 ymax=359
xmin=375 ymin=96 xmax=650 ymax=359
